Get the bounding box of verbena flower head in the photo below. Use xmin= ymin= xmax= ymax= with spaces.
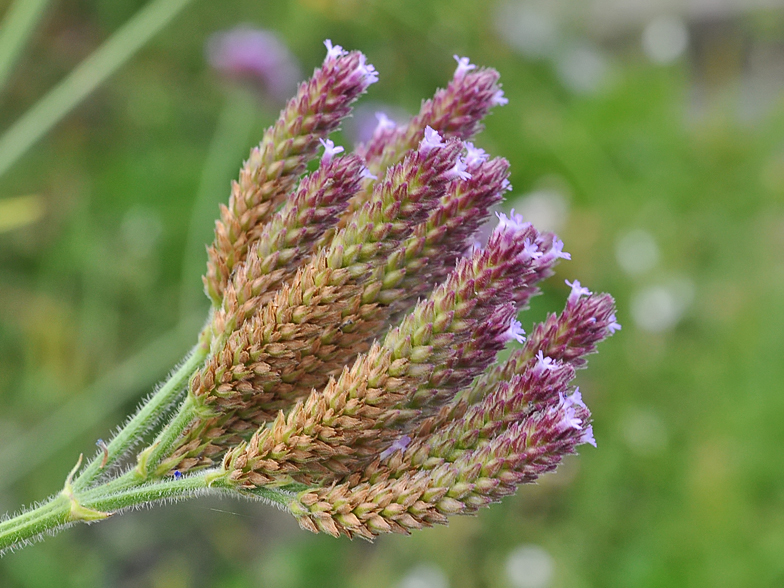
xmin=0 ymin=41 xmax=619 ymax=554
xmin=175 ymin=41 xmax=619 ymax=539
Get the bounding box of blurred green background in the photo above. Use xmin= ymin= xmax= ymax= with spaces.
xmin=1 ymin=0 xmax=783 ymax=586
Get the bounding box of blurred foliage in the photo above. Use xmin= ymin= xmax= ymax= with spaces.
xmin=1 ymin=0 xmax=784 ymax=587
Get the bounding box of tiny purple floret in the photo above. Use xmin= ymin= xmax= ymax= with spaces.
xmin=453 ymin=55 xmax=477 ymax=79
xmin=355 ymin=54 xmax=379 ymax=89
xmin=579 ymin=425 xmax=597 ymax=447
xmin=566 ymin=387 xmax=587 ymax=410
xmin=464 ymin=142 xmax=489 ymax=168
xmin=565 ymin=279 xmax=592 ymax=304
xmin=360 ymin=167 xmax=378 ymax=181
xmin=608 ymin=313 xmax=622 ymax=334
xmin=522 ymin=238 xmax=543 ymax=260
xmin=505 ymin=318 xmax=526 ymax=344
xmin=495 ymin=209 xmax=530 ymax=233
xmin=532 ymin=350 xmax=557 ymax=376
xmin=491 ymin=89 xmax=509 ymax=106
xmin=445 ymin=157 xmax=472 ymax=181
xmin=324 ymin=39 xmax=347 ymax=61
xmin=557 ymin=393 xmax=583 ymax=432
xmin=379 ymin=435 xmax=412 ymax=460
xmin=374 ymin=112 xmax=396 ymax=135
xmin=551 ymin=237 xmax=571 ymax=260
xmin=419 ymin=126 xmax=445 ymax=154
xmin=319 ymin=138 xmax=344 ymax=164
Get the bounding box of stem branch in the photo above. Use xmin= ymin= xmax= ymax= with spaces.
xmin=73 ymin=344 xmax=207 ymax=491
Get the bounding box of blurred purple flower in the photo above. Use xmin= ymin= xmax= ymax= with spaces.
xmin=344 ymin=102 xmax=411 ymax=145
xmin=206 ymin=26 xmax=302 ymax=103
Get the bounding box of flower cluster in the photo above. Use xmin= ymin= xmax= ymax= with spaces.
xmin=0 ymin=41 xmax=619 ymax=556
xmin=161 ymin=44 xmax=619 ymax=538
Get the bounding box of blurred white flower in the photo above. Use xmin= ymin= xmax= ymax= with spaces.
xmin=642 ymin=16 xmax=689 ymax=65
xmin=555 ymin=43 xmax=609 ymax=94
xmin=622 ymin=407 xmax=668 ymax=456
xmin=398 ymin=564 xmax=449 ymax=588
xmin=615 ymin=229 xmax=659 ymax=276
xmin=631 ymin=277 xmax=694 ymax=332
xmin=506 ymin=544 xmax=554 ymax=588
xmin=493 ymin=1 xmax=560 ymax=59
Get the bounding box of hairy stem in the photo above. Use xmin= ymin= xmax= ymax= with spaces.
xmin=136 ymin=396 xmax=199 ymax=479
xmin=0 ymin=495 xmax=70 ymax=555
xmin=73 ymin=344 xmax=208 ymax=492
xmin=0 ymin=467 xmax=291 ymax=555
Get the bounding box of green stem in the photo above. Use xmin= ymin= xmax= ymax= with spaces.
xmin=73 ymin=343 xmax=208 ymax=491
xmin=135 ymin=395 xmax=199 ymax=479
xmin=0 ymin=0 xmax=52 ymax=94
xmin=0 ymin=495 xmax=70 ymax=554
xmin=0 ymin=0 xmax=196 ymax=180
xmin=0 ymin=468 xmax=291 ymax=554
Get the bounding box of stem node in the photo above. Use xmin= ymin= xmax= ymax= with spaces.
xmin=61 ymin=455 xmax=111 ymax=522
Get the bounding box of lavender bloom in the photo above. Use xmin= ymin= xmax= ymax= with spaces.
xmin=324 ymin=39 xmax=347 ymax=61
xmin=420 ymin=126 xmax=446 ymax=153
xmin=344 ymin=104 xmax=411 ymax=146
xmin=506 ymin=318 xmax=526 ymax=344
xmin=566 ymin=278 xmax=592 ymax=303
xmin=453 ymin=55 xmax=477 ymax=78
xmin=464 ymin=142 xmax=489 ymax=167
xmin=374 ymin=111 xmax=396 ymax=133
xmin=207 ymin=27 xmax=302 ymax=103
xmin=319 ymin=138 xmax=344 ymax=164
xmin=491 ymin=89 xmax=509 ymax=106
xmin=379 ymin=435 xmax=412 ymax=460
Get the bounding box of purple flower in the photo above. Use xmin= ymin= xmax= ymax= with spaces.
xmin=491 ymin=89 xmax=509 ymax=106
xmin=608 ymin=313 xmax=622 ymax=333
xmin=556 ymin=392 xmax=583 ymax=432
xmin=505 ymin=318 xmax=526 ymax=344
xmin=206 ymin=27 xmax=302 ymax=103
xmin=580 ymin=425 xmax=597 ymax=447
xmin=532 ymin=350 xmax=557 ymax=376
xmin=374 ymin=112 xmax=396 ymax=134
xmin=453 ymin=55 xmax=477 ymax=79
xmin=379 ymin=435 xmax=412 ymax=460
xmin=324 ymin=39 xmax=347 ymax=61
xmin=354 ymin=54 xmax=379 ymax=89
xmin=420 ymin=126 xmax=445 ymax=153
xmin=550 ymin=237 xmax=571 ymax=260
xmin=567 ymin=387 xmax=587 ymax=410
xmin=495 ymin=209 xmax=531 ymax=232
xmin=319 ymin=138 xmax=344 ymax=164
xmin=522 ymin=238 xmax=543 ymax=260
xmin=464 ymin=142 xmax=489 ymax=168
xmin=565 ymin=279 xmax=592 ymax=303
xmin=445 ymin=156 xmax=472 ymax=181
xmin=360 ymin=167 xmax=378 ymax=181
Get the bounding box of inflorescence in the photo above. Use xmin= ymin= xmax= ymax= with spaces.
xmin=180 ymin=42 xmax=619 ymax=538
xmin=0 ymin=41 xmax=618 ymax=552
